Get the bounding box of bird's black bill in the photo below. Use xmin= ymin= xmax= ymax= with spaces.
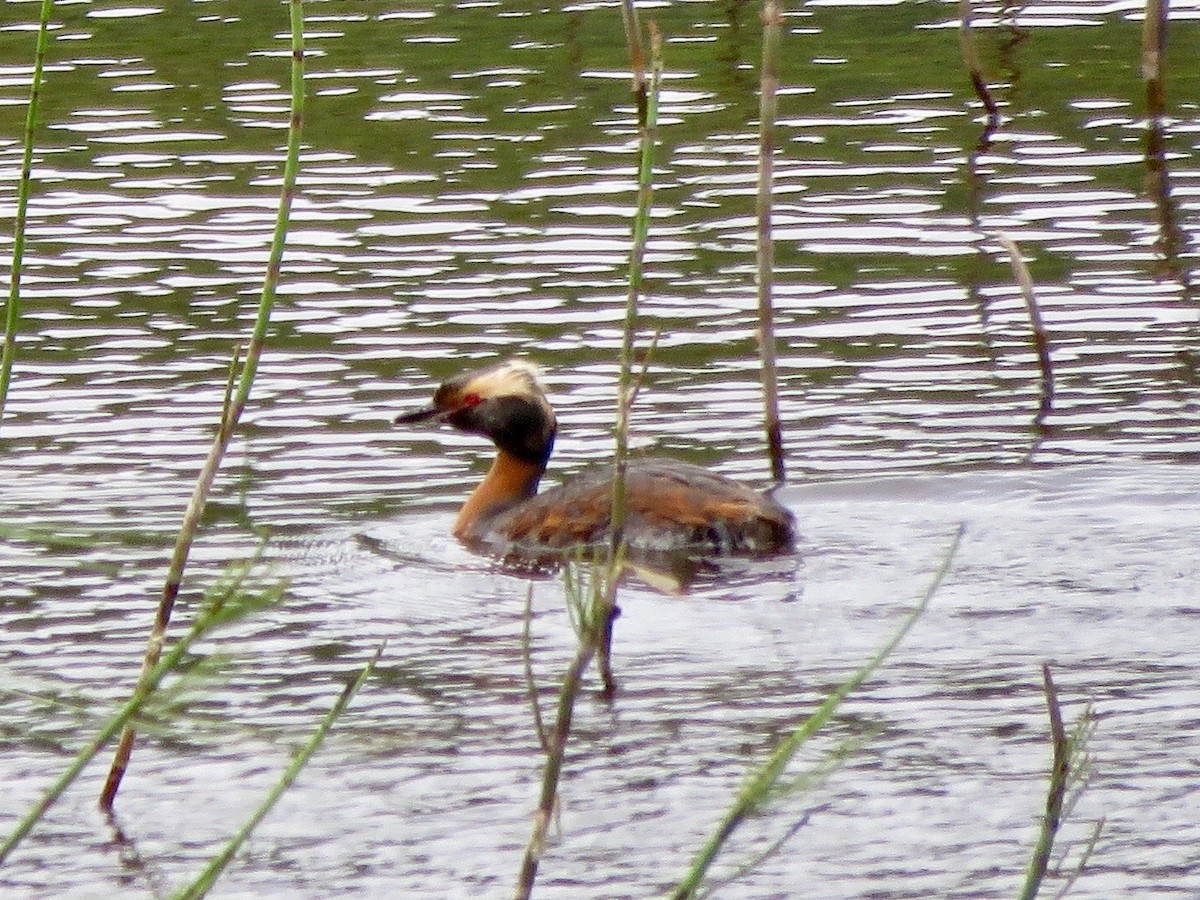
xmin=395 ymin=406 xmax=446 ymax=425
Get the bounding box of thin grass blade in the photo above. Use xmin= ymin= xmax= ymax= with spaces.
xmin=670 ymin=524 xmax=964 ymax=898
xmin=172 ymin=645 xmax=383 ymax=900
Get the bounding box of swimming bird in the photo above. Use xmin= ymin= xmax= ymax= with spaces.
xmin=396 ymin=359 xmax=794 ymax=567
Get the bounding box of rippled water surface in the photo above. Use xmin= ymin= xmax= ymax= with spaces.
xmin=2 ymin=0 xmax=1199 ymax=897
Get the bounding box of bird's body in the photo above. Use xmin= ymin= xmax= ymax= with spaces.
xmin=466 ymin=458 xmax=791 ymax=555
xmin=397 ymin=359 xmax=794 ymax=564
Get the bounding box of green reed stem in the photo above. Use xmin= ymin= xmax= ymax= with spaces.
xmin=99 ymin=0 xmax=307 ymax=812
xmin=1019 ymin=665 xmax=1101 ymax=900
xmin=514 ymin=644 xmax=593 ymax=899
xmin=0 ymin=0 xmax=54 ymax=429
xmin=756 ymin=0 xmax=786 ymax=484
xmin=173 ymin=645 xmax=382 ymax=900
xmin=515 ymin=16 xmax=663 ymax=895
xmin=596 ymin=5 xmax=663 ymax=697
xmin=1018 ymin=663 xmax=1068 ymax=900
xmin=670 ymin=524 xmax=964 ymax=899
xmin=610 ymin=5 xmax=661 ymax=546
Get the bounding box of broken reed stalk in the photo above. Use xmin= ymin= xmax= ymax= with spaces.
xmin=1017 ymin=663 xmax=1070 ymax=900
xmin=670 ymin=524 xmax=965 ymax=898
xmin=0 ymin=0 xmax=54 ymax=428
xmin=756 ymin=0 xmax=786 ymax=484
xmin=1142 ymin=0 xmax=1168 ymax=117
xmin=996 ymin=234 xmax=1053 ymax=423
xmin=959 ymin=0 xmax=1001 ymax=124
xmin=98 ymin=0 xmax=307 ymax=812
xmin=174 ymin=645 xmax=382 ymax=900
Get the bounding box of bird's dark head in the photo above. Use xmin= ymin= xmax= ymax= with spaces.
xmin=396 ymin=359 xmax=557 ymax=466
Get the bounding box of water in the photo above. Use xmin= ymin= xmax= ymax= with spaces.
xmin=2 ymin=0 xmax=1199 ymax=896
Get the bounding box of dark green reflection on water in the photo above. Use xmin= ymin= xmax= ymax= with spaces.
xmin=0 ymin=0 xmax=1197 ymax=475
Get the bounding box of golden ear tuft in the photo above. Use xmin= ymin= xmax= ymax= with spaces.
xmin=465 ymin=358 xmax=547 ymax=401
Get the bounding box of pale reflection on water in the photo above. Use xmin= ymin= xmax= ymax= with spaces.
xmin=2 ymin=0 xmax=1200 ymax=897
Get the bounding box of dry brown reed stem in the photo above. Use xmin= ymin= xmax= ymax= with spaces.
xmin=99 ymin=353 xmax=241 ymax=810
xmin=1017 ymin=664 xmax=1069 ymax=900
xmin=756 ymin=0 xmax=786 ymax=484
xmin=959 ymin=0 xmax=1001 ymax=124
xmin=620 ymin=0 xmax=647 ymax=103
xmin=1142 ymin=0 xmax=1168 ymax=116
xmin=1140 ymin=5 xmax=1188 ymax=289
xmin=99 ymin=0 xmax=307 ymax=811
xmin=997 ymin=234 xmax=1053 ymax=424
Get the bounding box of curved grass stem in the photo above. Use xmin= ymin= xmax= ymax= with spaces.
xmin=0 ymin=552 xmax=279 ymax=866
xmin=0 ymin=0 xmax=54 ymax=428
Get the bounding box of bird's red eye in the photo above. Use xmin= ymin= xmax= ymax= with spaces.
xmin=462 ymin=392 xmax=482 ymax=407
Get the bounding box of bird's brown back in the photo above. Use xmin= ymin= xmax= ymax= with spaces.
xmin=478 ymin=458 xmax=793 ymax=555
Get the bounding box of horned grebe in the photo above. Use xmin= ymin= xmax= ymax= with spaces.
xmin=396 ymin=359 xmax=794 ymax=562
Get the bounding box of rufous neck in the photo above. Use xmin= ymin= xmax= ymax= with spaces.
xmin=453 ymin=449 xmax=544 ymax=540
